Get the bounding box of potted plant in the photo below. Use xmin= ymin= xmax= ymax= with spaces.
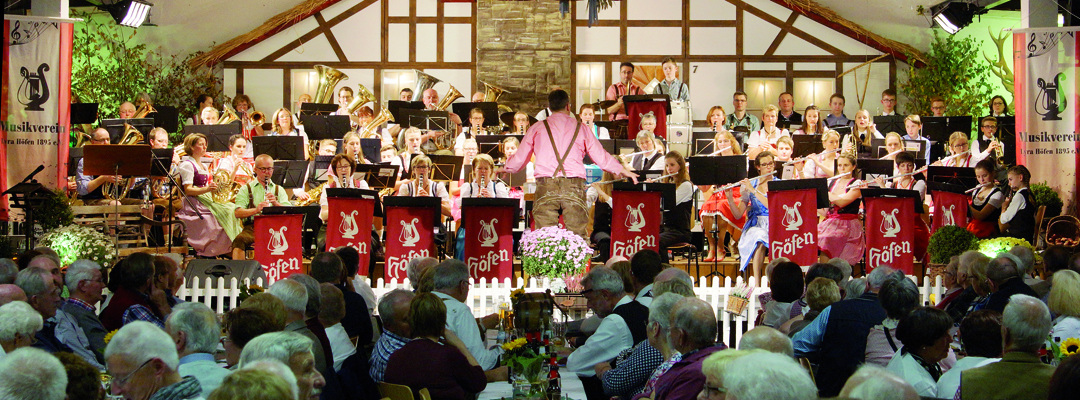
xmin=520 ymin=226 xmax=593 ymax=293
xmin=927 ymin=226 xmax=979 ymax=278
xmin=1030 ymin=182 xmax=1063 ymax=219
xmin=38 ymin=224 xmax=116 ymax=267
xmin=977 ymin=237 xmax=1038 ymax=262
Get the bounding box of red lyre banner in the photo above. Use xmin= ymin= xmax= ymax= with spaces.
xmin=865 ymin=196 xmax=915 ymax=275
xmin=254 ymin=214 xmax=304 ymax=281
xmin=611 ymin=189 xmax=661 ymax=259
xmin=768 ymin=188 xmax=819 ymax=266
xmin=626 ymin=100 xmax=668 ymax=139
xmin=326 ymin=196 xmax=375 ymax=275
xmin=383 ymin=205 xmax=436 ymax=281
xmin=462 ymin=203 xmax=516 ymax=280
xmin=932 ymin=190 xmax=970 ymax=234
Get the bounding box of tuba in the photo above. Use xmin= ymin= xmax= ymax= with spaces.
xmin=480 ymin=80 xmax=509 ymax=102
xmin=346 ymin=84 xmax=376 ymax=115
xmin=411 ymin=70 xmax=442 ymax=102
xmin=313 ymin=65 xmax=349 ymax=104
xmin=359 ymin=107 xmax=394 ymax=139
xmin=434 ymin=84 xmax=462 ymax=111
xmin=103 ymin=124 xmax=146 ymax=200
xmin=132 ymin=102 xmax=156 ymax=119
xmin=431 ymin=85 xmax=463 ymax=151
xmin=218 ymin=103 xmax=240 ymax=125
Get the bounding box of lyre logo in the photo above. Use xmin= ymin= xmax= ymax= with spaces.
xmin=942 ymin=205 xmax=956 ymax=227
xmin=18 ymin=63 xmax=50 ymax=111
xmin=782 ymin=202 xmax=803 ymax=231
xmin=339 ymin=210 xmax=359 ymax=239
xmin=625 ymin=203 xmax=646 ymax=232
xmin=880 ymin=209 xmax=901 ymax=238
xmin=268 ymin=227 xmax=289 ymax=256
xmin=400 ymin=218 xmax=420 ymax=247
xmin=479 ymin=218 xmax=498 ymax=248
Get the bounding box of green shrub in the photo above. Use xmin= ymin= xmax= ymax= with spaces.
xmin=1029 ymin=182 xmax=1063 ymax=219
xmin=928 ymin=225 xmax=979 ymax=264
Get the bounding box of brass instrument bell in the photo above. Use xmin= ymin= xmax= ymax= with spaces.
xmin=313 ymin=65 xmax=349 ymax=104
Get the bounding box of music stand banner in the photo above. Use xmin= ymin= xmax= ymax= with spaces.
xmin=768 ymin=188 xmax=819 ymax=266
xmin=864 ymin=196 xmax=915 ymax=275
xmin=610 ymin=189 xmax=661 ymax=258
xmin=462 ymin=204 xmax=515 ymax=280
xmin=2 ymin=17 xmax=74 ymax=221
xmin=1013 ymin=27 xmax=1080 ymax=213
xmin=626 ymin=101 xmax=668 ymax=139
xmin=383 ymin=205 xmax=436 ymax=281
xmin=326 ymin=196 xmax=376 ymax=275
xmin=932 ymin=190 xmax=969 ymax=234
xmin=254 ymin=214 xmax=305 ymax=281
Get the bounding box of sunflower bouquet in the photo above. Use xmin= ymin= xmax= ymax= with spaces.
xmin=1047 ymin=335 xmax=1080 ymax=365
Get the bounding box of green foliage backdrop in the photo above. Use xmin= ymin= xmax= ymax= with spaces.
xmin=71 ymin=11 xmax=223 ymax=144
xmin=899 ymin=32 xmax=997 ymax=129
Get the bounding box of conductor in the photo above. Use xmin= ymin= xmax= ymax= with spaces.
xmin=501 ymin=90 xmax=638 ymax=238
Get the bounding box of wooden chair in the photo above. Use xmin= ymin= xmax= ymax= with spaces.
xmin=1033 ymin=205 xmax=1047 ymax=248
xmin=377 ymin=382 xmax=431 ymax=400
xmin=797 ymin=357 xmax=816 ymax=384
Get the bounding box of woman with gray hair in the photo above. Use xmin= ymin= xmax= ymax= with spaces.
xmin=630 ymin=292 xmax=687 ymax=399
xmin=600 ymin=292 xmax=685 ymax=398
xmin=865 ymin=276 xmax=920 ymax=367
xmin=0 ymin=301 xmax=43 ymax=358
xmin=945 ymin=250 xmax=990 ymax=323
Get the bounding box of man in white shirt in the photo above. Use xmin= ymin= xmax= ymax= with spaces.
xmin=431 ymin=260 xmax=506 ymax=379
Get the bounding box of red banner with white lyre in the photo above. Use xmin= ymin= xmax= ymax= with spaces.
xmin=326 ymin=196 xmax=375 ymax=276
xmin=768 ymin=188 xmax=819 ymax=266
xmin=626 ymin=101 xmax=668 ymax=139
xmin=462 ymin=201 xmax=516 ymax=280
xmin=932 ymin=190 xmax=969 ymax=234
xmin=254 ymin=214 xmax=304 ymax=281
xmin=864 ymin=196 xmax=915 ymax=275
xmin=383 ymin=204 xmax=437 ymax=282
xmin=610 ymin=189 xmax=661 ymax=259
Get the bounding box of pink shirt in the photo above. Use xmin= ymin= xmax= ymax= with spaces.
xmin=606 ymin=82 xmax=643 ymax=120
xmin=505 ymin=112 xmax=626 ymax=180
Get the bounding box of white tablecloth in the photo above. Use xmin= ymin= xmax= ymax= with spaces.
xmin=477 ymin=369 xmax=585 ymax=400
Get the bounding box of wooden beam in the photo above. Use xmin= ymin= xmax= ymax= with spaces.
xmin=572 ymin=19 xmax=736 ymax=28
xmin=314 ymin=12 xmax=348 ymax=62
xmin=735 ymin=0 xmax=743 ymax=90
xmin=768 ymin=0 xmax=922 ymax=66
xmin=224 ymin=61 xmax=477 ymax=69
xmin=388 ymin=16 xmax=471 ymax=24
xmin=260 ymin=0 xmax=380 ymax=62
xmin=765 ymin=12 xmax=799 ymax=56
xmin=572 ymin=54 xmax=882 ymax=63
xmin=381 ymin=0 xmax=389 ymax=63
xmin=436 ymin=1 xmax=444 ymax=62
xmin=409 ymin=0 xmax=416 ymax=63
xmin=735 ymin=0 xmax=845 ymax=56
xmin=620 ymin=0 xmax=628 ymax=56
xmin=283 ymin=68 xmax=292 ymax=107
xmin=212 ymin=0 xmax=351 ymax=65
xmin=236 ymin=68 xmax=244 ymax=94
xmin=742 ymin=70 xmax=787 ymax=78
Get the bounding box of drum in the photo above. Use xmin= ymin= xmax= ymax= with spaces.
xmin=669 ymin=101 xmax=692 ymax=125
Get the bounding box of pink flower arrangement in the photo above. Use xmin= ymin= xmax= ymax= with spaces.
xmin=520 ymin=226 xmax=593 ymax=279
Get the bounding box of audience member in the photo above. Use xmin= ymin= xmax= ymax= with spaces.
xmin=268 ymin=279 xmax=329 ymax=376
xmin=983 ymin=253 xmax=1038 ymax=313
xmin=865 ymin=276 xmax=919 ymax=367
xmin=100 ymin=253 xmax=168 ymax=330
xmin=652 ymin=277 xmax=694 ymax=297
xmin=793 ymin=266 xmax=896 ymax=397
xmin=153 ymin=255 xmax=184 ymax=307
xmin=1008 ymin=245 xmax=1037 ymax=284
xmin=959 ymin=294 xmax=1054 ymax=399
xmin=946 ymin=250 xmax=991 ymax=323
xmin=698 ymin=349 xmax=755 ymax=400
xmin=223 ymin=308 xmax=283 ymax=367
xmin=843 ymin=277 xmax=867 ymax=300
xmin=1048 ymin=269 xmax=1080 ymax=342
xmin=54 ymin=351 xmax=104 ymax=400
xmin=383 ymin=292 xmax=487 ymax=400
xmin=1034 ymin=245 xmax=1074 ymax=298
xmin=310 ymin=252 xmax=372 ymax=344
xmin=0 ymin=347 xmax=67 ymax=400
xmin=166 ymin=302 xmax=231 ymax=394
xmin=237 ymin=359 xmax=299 ymax=399
xmin=650 ymin=297 xmax=723 ymax=400
xmin=721 ymin=351 xmax=816 ymax=400
xmin=0 ymin=284 xmax=26 ymax=305
xmin=936 ymin=310 xmax=1003 ymax=398
xmin=0 ymin=301 xmax=42 ymax=359
xmin=827 ymin=257 xmax=853 ymax=283
xmin=105 ymin=321 xmax=203 ymax=400
xmin=318 ymin=283 xmax=356 ymax=371
xmin=370 ymin=289 xmax=414 ymax=382
xmin=208 ymin=368 xmax=294 ymax=400
xmin=406 ymin=257 xmax=438 ymax=291
xmin=839 ymin=364 xmax=919 ymax=400
xmin=629 ymin=250 xmax=662 ymax=306
xmin=600 ymin=292 xmax=684 ymax=398
xmin=0 ymin=258 xmax=16 ymax=284
xmin=654 ymin=264 xmax=694 ymax=287
xmin=334 ymin=246 xmax=377 ymax=313
xmin=239 ymin=331 xmax=327 ymax=400
xmin=432 ymin=260 xmax=504 ymax=373
xmin=739 ymin=326 xmax=793 ymax=357
xmin=1048 ymin=353 xmax=1080 ymax=400
xmin=15 ymin=267 xmax=73 ymax=354
xmin=286 ymin=274 xmax=336 ymax=376
xmin=936 ymin=257 xmax=964 ymax=309
xmin=61 ymin=259 xmax=108 ymax=356
xmin=239 ymin=292 xmax=288 ymax=328
xmin=783 ymin=277 xmax=840 ymax=336
xmin=887 ymin=307 xmax=953 ymax=397
xmin=761 ymin=261 xmax=803 ymax=327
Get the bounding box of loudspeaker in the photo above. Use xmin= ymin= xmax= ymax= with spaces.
xmin=183 ymin=259 xmax=266 ymax=289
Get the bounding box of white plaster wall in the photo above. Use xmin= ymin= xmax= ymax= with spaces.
xmin=444 ymin=24 xmax=474 ymax=63
xmin=689 ymin=27 xmax=737 ymax=55
xmin=320 ymin=0 xmax=374 ymax=21
xmin=743 ymin=62 xmax=787 ymax=71
xmin=576 ymin=26 xmax=621 ymax=55
xmin=276 ymin=35 xmax=339 ymax=62
xmin=689 ymin=0 xmax=737 ymax=20
xmin=421 ymin=69 xmax=473 ymax=104
xmin=627 ymin=0 xmax=683 ymax=20
xmin=774 ymin=34 xmax=832 ymax=56
xmin=840 ymin=62 xmax=891 ymax=113
xmin=742 ymin=13 xmax=783 ymax=56
xmin=687 ymin=62 xmax=737 ymax=118
xmin=389 ymin=0 xmax=409 ymax=17
xmin=416 ymin=0 xmax=438 ymax=17
xmin=230 ymin=18 xmax=322 ymax=62
xmin=792 ymin=17 xmax=879 ymax=56
xmin=243 ymin=69 xmax=286 ymax=112
xmin=332 ymin=3 xmax=382 ymax=62
xmin=626 ymin=27 xmax=683 ymax=55
xmin=576 ymin=1 xmax=622 ymax=20
xmin=444 ymin=2 xmax=473 ymax=18
xmin=388 ymin=24 xmax=411 ymax=62
xmin=223 ymin=68 xmax=237 ymax=102
xmin=415 ymin=24 xmax=438 ymax=62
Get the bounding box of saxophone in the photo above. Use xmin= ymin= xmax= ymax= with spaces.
xmin=296 ymin=173 xmax=341 ymax=206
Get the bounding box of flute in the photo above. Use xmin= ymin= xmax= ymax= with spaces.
xmin=937 ymin=150 xmax=971 ymax=164
xmin=845 ymin=166 xmax=929 ymax=189
xmin=965 ymin=182 xmax=993 ymax=194
xmin=706 ymin=146 xmax=733 ymax=156
xmin=644 ymin=172 xmax=679 ymax=183
xmin=879 ymin=149 xmax=904 ymax=160
xmin=788 ymin=148 xmax=840 ymax=166
xmin=718 ymin=171 xmax=777 ymax=191
xmin=619 ymin=149 xmax=654 ymax=160
xmin=826 ymin=171 xmax=852 ymax=182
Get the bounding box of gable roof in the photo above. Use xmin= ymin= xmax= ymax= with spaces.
xmin=189 ymin=0 xmax=347 ymax=68
xmin=772 ymin=0 xmax=927 ymax=66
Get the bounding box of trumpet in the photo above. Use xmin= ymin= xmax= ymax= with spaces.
xmin=718 ymin=172 xmax=777 ymax=191
xmin=218 ymin=103 xmax=240 ymax=125
xmin=965 ymin=182 xmax=994 ymax=194
xmin=249 ymin=111 xmax=265 ymax=127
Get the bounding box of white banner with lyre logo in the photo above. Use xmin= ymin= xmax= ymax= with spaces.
xmin=2 ymin=16 xmax=73 ymax=221
xmin=1013 ymin=27 xmax=1080 ymax=212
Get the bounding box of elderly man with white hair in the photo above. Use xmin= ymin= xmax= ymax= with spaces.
xmin=14 ymin=267 xmax=77 ymax=357
xmin=602 ymin=292 xmax=685 ymax=399
xmin=369 ymin=289 xmax=414 ymax=382
xmin=432 ymin=260 xmax=504 ymax=374
xmin=721 ymin=351 xmax=817 ymax=400
xmin=0 ymin=284 xmax=26 ymax=305
xmin=166 ymin=302 xmax=231 ymax=395
xmin=982 ymin=253 xmax=1038 ymax=313
xmin=0 ymin=301 xmax=43 ymax=360
xmin=0 ymin=347 xmax=68 ymax=400
xmin=739 ymin=326 xmax=794 ymax=357
xmin=959 ymin=294 xmax=1055 ymax=400
xmin=239 ymin=331 xmax=327 ymax=400
xmin=239 ymin=359 xmax=300 ymax=399
xmin=268 ymin=278 xmax=329 ymax=379
xmin=839 ymin=364 xmax=919 ymax=400
xmin=650 ymin=297 xmax=723 ymax=400
xmin=105 ymin=321 xmax=203 ymax=400
xmin=60 ymin=259 xmax=108 ymax=356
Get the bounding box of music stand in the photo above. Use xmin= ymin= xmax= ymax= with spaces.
xmin=731 ymin=126 xmax=750 ymax=151
xmin=792 ymin=135 xmax=824 ymax=158
xmin=253 ymin=136 xmax=305 ymax=161
xmin=400 ymin=109 xmax=451 ymax=132
xmin=67 ymin=148 xmax=84 ymax=176
xmin=624 ymin=94 xmax=672 ymax=114
xmin=688 ymin=155 xmax=747 ymax=187
xmin=769 ymin=179 xmax=831 ymax=208
xmin=354 ymin=164 xmax=399 ymax=190
xmin=634 ymin=169 xmax=665 ymax=181
xmin=300 ymin=115 xmax=351 ymax=140
xmin=596 ymin=120 xmax=627 ymax=140
xmin=476 ymin=135 xmax=522 ymax=160
xmin=462 ymin=198 xmax=520 ymax=226
xmin=862 ymin=188 xmax=925 ymax=214
xmin=922 ymin=116 xmax=972 ymax=161
xmin=615 ymin=139 xmax=638 ymax=154
xmin=299 ymin=103 xmax=338 ymax=117
xmin=184 ymin=124 xmax=241 ymax=152
xmin=1 ymin=180 xmax=52 ymax=249
xmin=150 ymin=148 xmax=193 ymax=249
xmin=311 ymin=155 xmax=334 ymax=184
xmin=326 ymin=188 xmax=384 ymax=217
xmin=873 ymin=115 xmax=905 ymax=136
xmin=70 ymin=103 xmax=98 ymax=125
xmin=101 ymin=118 xmax=154 ymax=144
xmin=383 ymin=196 xmax=442 ymax=231
xmin=927 ymin=166 xmax=978 ymax=188
xmin=693 ymin=131 xmax=721 ymax=155
xmin=270 ymin=160 xmax=308 ymax=189
xmin=495 ymin=164 xmax=528 ymax=187
xmin=584 ymin=139 xmax=618 ymax=165
xmin=359 ymin=138 xmax=382 ymax=164
xmin=428 ymin=155 xmax=464 ymax=182
xmin=387 ymin=100 xmax=425 ymax=124
xmin=84 ymin=144 xmax=153 ymax=256
xmin=858 ymin=159 xmax=894 ymax=182
xmin=614 ymin=182 xmax=676 ymax=211
xmin=927 ymin=181 xmax=968 ymax=197
xmin=452 ymin=102 xmax=500 ymax=128
xmin=832 ymin=126 xmax=853 ymax=138
xmin=153 ymin=106 xmax=180 ymax=133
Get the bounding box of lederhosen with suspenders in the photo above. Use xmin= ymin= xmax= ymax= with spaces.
xmin=659 ymin=80 xmax=684 ymax=100
xmin=533 ymin=119 xmax=591 ymax=235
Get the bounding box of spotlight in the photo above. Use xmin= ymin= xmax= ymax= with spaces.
xmin=931 ymin=1 xmax=991 ymax=34
xmin=109 ymin=0 xmax=153 ymax=28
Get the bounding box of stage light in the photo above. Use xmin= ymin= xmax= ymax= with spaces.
xmin=930 ymin=1 xmax=987 ymax=34
xmin=109 ymin=0 xmax=153 ymax=28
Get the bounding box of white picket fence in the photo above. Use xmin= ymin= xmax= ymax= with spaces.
xmin=172 ymin=273 xmax=946 ymax=344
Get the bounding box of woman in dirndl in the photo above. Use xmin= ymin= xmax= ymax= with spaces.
xmin=699 ymin=130 xmax=746 ymax=262
xmin=818 ymin=152 xmax=865 ymax=265
xmin=176 ymin=133 xmax=241 ymax=257
xmin=725 ymin=151 xmax=778 ymax=281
